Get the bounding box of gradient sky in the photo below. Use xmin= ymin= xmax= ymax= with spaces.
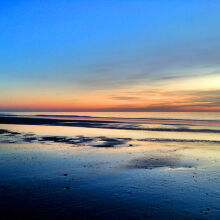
xmin=1 ymin=0 xmax=220 ymax=111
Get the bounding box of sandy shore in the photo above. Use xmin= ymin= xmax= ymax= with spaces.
xmin=0 ymin=113 xmax=220 ymax=219
xmin=0 ymin=126 xmax=220 ymax=219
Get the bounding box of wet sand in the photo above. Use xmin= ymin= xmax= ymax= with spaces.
xmin=0 ymin=113 xmax=220 ymax=219
xmin=1 ymin=115 xmax=220 ymax=133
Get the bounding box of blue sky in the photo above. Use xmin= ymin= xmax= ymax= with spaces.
xmin=0 ymin=0 xmax=220 ymax=111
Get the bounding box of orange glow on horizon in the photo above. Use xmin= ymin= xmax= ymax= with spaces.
xmin=1 ymin=73 xmax=220 ymax=112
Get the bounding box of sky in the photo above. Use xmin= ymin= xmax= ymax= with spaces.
xmin=0 ymin=0 xmax=220 ymax=112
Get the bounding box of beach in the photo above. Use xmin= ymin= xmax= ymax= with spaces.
xmin=0 ymin=112 xmax=220 ymax=219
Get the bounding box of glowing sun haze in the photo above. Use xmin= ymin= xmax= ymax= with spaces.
xmin=1 ymin=0 xmax=220 ymax=112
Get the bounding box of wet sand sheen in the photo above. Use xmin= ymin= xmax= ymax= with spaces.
xmin=0 ymin=112 xmax=220 ymax=219
xmin=1 ymin=123 xmax=220 ymax=143
xmin=0 ymin=140 xmax=220 ymax=219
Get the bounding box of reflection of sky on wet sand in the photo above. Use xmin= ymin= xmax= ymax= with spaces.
xmin=0 ymin=112 xmax=220 ymax=219
xmin=0 ymin=127 xmax=220 ymax=218
xmin=1 ymin=124 xmax=220 ymax=142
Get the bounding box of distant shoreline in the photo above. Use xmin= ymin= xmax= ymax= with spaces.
xmin=0 ymin=116 xmax=220 ymax=133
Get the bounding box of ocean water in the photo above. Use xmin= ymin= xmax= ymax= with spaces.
xmin=1 ymin=111 xmax=220 ymax=142
xmin=0 ymin=112 xmax=220 ymax=219
xmin=4 ymin=111 xmax=220 ymax=120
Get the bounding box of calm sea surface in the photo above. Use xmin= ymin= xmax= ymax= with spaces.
xmin=3 ymin=111 xmax=220 ymax=121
